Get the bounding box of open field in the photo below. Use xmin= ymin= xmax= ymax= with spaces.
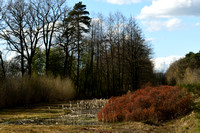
xmin=0 ymin=99 xmax=200 ymax=133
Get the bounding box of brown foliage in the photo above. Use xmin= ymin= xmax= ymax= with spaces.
xmin=97 ymin=86 xmax=192 ymax=123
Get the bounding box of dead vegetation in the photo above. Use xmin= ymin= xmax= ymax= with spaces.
xmin=0 ymin=98 xmax=199 ymax=133
xmin=97 ymin=86 xmax=192 ymax=123
xmin=0 ymin=75 xmax=75 ymax=109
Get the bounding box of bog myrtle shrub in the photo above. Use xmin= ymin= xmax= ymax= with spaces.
xmin=97 ymin=86 xmax=192 ymax=123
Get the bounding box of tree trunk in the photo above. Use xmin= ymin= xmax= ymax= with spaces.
xmin=90 ymin=28 xmax=94 ymax=96
xmin=77 ymin=22 xmax=80 ymax=96
xmin=28 ymin=59 xmax=32 ymax=76
xmin=20 ymin=24 xmax=25 ymax=76
xmin=64 ymin=48 xmax=69 ymax=77
xmin=117 ymin=36 xmax=121 ymax=94
xmin=45 ymin=48 xmax=50 ymax=76
xmin=0 ymin=53 xmax=6 ymax=78
xmin=105 ymin=44 xmax=110 ymax=97
xmin=68 ymin=52 xmax=73 ymax=78
xmin=111 ymin=44 xmax=115 ymax=95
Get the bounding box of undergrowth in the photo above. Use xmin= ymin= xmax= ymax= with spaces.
xmin=179 ymin=84 xmax=200 ymax=96
xmin=97 ymin=85 xmax=192 ymax=123
xmin=0 ymin=75 xmax=75 ymax=108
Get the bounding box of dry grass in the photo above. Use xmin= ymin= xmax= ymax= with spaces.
xmin=1 ymin=120 xmax=198 ymax=133
xmin=0 ymin=125 xmax=77 ymax=133
xmin=0 ymin=108 xmax=64 ymax=123
xmin=0 ymin=99 xmax=199 ymax=133
xmin=0 ymin=123 xmax=153 ymax=133
xmin=0 ymin=75 xmax=75 ymax=108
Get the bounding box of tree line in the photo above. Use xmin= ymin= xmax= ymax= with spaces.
xmin=166 ymin=51 xmax=200 ymax=85
xmin=0 ymin=0 xmax=154 ymax=98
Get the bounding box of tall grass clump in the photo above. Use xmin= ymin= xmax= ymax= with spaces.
xmin=0 ymin=75 xmax=75 ymax=108
xmin=97 ymin=86 xmax=192 ymax=123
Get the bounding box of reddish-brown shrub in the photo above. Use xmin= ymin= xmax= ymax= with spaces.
xmin=97 ymin=86 xmax=192 ymax=123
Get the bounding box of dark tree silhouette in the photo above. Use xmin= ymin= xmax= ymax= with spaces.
xmin=68 ymin=2 xmax=91 ymax=96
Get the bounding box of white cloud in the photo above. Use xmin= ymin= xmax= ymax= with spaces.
xmin=142 ymin=18 xmax=182 ymax=32
xmin=195 ymin=22 xmax=200 ymax=26
xmin=138 ymin=0 xmax=200 ymax=19
xmin=0 ymin=48 xmax=17 ymax=61
xmin=6 ymin=52 xmax=17 ymax=61
xmin=165 ymin=18 xmax=182 ymax=31
xmin=153 ymin=56 xmax=183 ymax=72
xmin=102 ymin=0 xmax=141 ymax=5
xmin=142 ymin=20 xmax=163 ymax=31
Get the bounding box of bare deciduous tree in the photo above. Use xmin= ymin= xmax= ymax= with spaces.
xmin=37 ymin=0 xmax=68 ymax=75
xmin=0 ymin=0 xmax=28 ymax=76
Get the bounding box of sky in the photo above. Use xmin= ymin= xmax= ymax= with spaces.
xmin=67 ymin=0 xmax=200 ymax=71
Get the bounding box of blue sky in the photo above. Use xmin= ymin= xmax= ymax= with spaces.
xmin=68 ymin=0 xmax=200 ymax=71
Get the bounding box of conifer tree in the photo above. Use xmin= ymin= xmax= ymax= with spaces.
xmin=68 ymin=2 xmax=90 ymax=95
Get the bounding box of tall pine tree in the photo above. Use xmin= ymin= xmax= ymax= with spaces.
xmin=67 ymin=2 xmax=90 ymax=96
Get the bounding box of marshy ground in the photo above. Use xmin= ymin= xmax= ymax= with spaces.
xmin=0 ymin=99 xmax=200 ymax=133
